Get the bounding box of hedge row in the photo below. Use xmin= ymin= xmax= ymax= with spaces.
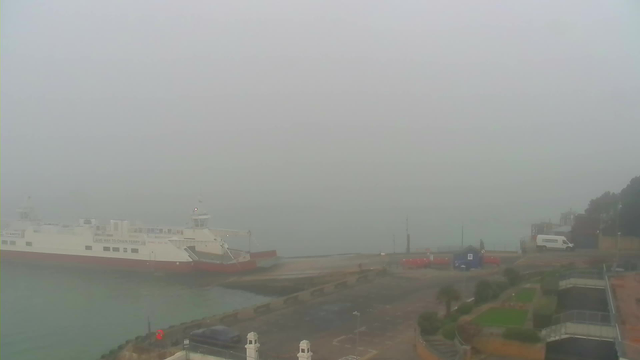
xmin=540 ymin=274 xmax=559 ymax=296
xmin=418 ymin=309 xmax=465 ymax=339
xmin=502 ymin=328 xmax=541 ymax=343
xmin=532 ymin=295 xmax=558 ymax=329
xmin=455 ymin=301 xmax=474 ymax=315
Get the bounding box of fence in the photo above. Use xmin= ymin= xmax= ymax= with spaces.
xmin=552 ymin=310 xmax=612 ymax=326
xmin=453 ymin=330 xmax=469 ymax=360
xmin=542 ymin=322 xmax=617 ymax=341
xmin=604 ymin=265 xmax=626 ymax=360
xmin=558 ymin=269 xmax=604 ymax=281
xmin=543 ymin=307 xmax=617 ymax=342
xmin=415 ymin=325 xmax=464 ymax=360
xmin=558 ymin=270 xmax=606 ymax=289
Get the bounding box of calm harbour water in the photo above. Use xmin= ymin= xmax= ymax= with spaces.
xmin=0 ymin=262 xmax=272 ymax=360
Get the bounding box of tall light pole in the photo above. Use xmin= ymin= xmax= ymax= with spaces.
xmin=406 ymin=216 xmax=411 ymax=254
xmin=617 ymin=232 xmax=621 ymax=266
xmin=353 ymin=311 xmax=361 ymax=357
xmin=616 ymin=200 xmax=621 ymax=267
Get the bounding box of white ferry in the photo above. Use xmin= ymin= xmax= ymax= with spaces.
xmin=0 ymin=199 xmax=278 ymax=273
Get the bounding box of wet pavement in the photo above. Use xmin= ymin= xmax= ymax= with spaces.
xmin=189 ymin=250 xmax=635 ymax=360
xmin=218 ymin=269 xmax=496 ymax=360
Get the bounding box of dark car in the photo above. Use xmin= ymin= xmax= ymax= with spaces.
xmin=189 ymin=326 xmax=242 ymax=348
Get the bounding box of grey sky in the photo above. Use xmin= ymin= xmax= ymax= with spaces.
xmin=2 ymin=0 xmax=639 ymax=255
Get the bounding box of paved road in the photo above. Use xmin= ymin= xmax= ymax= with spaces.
xmin=207 ymin=269 xmax=499 ymax=360
xmin=190 ymin=250 xmax=635 ymax=360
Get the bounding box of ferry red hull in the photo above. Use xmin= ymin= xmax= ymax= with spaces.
xmin=195 ymin=259 xmax=257 ymax=273
xmin=0 ymin=250 xmax=263 ymax=274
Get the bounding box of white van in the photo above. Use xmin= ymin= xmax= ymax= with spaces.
xmin=536 ymin=235 xmax=574 ymax=251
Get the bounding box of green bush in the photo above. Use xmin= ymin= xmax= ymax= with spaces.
xmin=418 ymin=311 xmax=443 ymax=336
xmin=455 ymin=301 xmax=474 ymax=315
xmin=522 ymin=270 xmax=545 ymax=281
xmin=503 ymin=267 xmax=522 ymax=286
xmin=540 ymin=274 xmax=559 ymax=296
xmin=474 ymin=280 xmax=495 ymax=304
xmin=444 ymin=312 xmax=461 ymax=324
xmin=532 ymin=295 xmax=557 ymax=328
xmin=492 ymin=280 xmax=510 ymax=297
xmin=502 ymin=328 xmax=541 ymax=343
xmin=441 ymin=323 xmax=457 ymax=341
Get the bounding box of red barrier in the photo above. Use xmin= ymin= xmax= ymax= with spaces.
xmin=431 ymin=257 xmax=451 ymax=266
xmin=483 ymin=256 xmax=501 ymax=266
xmin=401 ymin=258 xmax=431 ymax=269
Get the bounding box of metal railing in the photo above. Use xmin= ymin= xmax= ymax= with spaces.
xmin=558 ymin=269 xmax=604 ymax=281
xmin=542 ymin=322 xmax=617 ymax=341
xmin=416 ymin=325 xmax=460 ymax=360
xmin=558 ymin=277 xmax=606 ymax=289
xmin=453 ymin=330 xmax=469 ymax=360
xmin=552 ymin=310 xmax=612 ymax=326
xmin=604 ymin=264 xmax=627 ymax=360
xmin=542 ymin=309 xmax=617 ymax=342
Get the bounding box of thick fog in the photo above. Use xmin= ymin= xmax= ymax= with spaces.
xmin=2 ymin=1 xmax=639 ymax=256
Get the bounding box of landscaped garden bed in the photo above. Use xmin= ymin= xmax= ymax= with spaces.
xmin=472 ymin=308 xmax=529 ymax=327
xmin=513 ymin=287 xmax=537 ymax=303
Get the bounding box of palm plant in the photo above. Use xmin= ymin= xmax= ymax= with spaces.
xmin=436 ymin=285 xmax=462 ymax=316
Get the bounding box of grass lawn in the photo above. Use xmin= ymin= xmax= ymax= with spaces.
xmin=513 ymin=288 xmax=537 ymax=303
xmin=472 ymin=308 xmax=528 ymax=327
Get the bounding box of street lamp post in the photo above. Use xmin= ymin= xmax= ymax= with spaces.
xmin=353 ymin=311 xmax=361 ymax=357
xmin=462 ymin=265 xmax=467 ymax=297
xmin=616 ymin=201 xmax=621 ymax=268
xmin=617 ymin=232 xmax=621 ymax=267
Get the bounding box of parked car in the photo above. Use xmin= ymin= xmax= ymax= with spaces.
xmin=535 ymin=235 xmax=574 ymax=251
xmin=189 ymin=326 xmax=242 ymax=348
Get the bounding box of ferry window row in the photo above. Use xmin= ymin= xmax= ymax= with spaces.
xmin=130 ymin=228 xmax=184 ymax=235
xmin=86 ymin=245 xmax=138 ymax=253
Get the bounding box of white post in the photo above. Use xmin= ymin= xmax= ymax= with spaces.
xmin=353 ymin=311 xmax=361 ymax=357
xmin=616 ymin=232 xmax=621 ymax=267
xmin=298 ymin=340 xmax=312 ymax=360
xmin=246 ymin=332 xmax=259 ymax=360
xmin=183 ymin=339 xmax=190 ymax=360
